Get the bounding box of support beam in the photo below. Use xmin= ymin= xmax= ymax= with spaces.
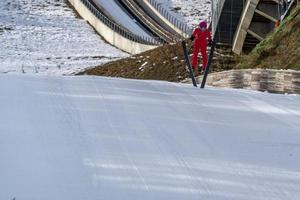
xmin=255 ymin=8 xmax=278 ymax=22
xmin=232 ymin=0 xmax=282 ymax=54
xmin=215 ymin=0 xmax=295 ymax=53
xmin=247 ymin=29 xmax=264 ymax=41
xmin=270 ymin=0 xmax=279 ymax=4
xmin=232 ymin=0 xmax=260 ymax=54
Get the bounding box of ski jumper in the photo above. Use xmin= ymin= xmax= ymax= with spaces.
xmin=191 ymin=28 xmax=211 ymax=71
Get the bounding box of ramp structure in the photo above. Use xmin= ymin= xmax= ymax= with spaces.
xmin=68 ymin=0 xmax=191 ymax=54
xmin=212 ymin=0 xmax=296 ymax=54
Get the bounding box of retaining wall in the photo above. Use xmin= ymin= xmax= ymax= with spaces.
xmin=200 ymin=69 xmax=300 ymax=94
xmin=68 ymin=0 xmax=158 ymax=54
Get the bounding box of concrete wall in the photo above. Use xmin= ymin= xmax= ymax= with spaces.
xmin=200 ymin=69 xmax=300 ymax=94
xmin=68 ymin=0 xmax=158 ymax=54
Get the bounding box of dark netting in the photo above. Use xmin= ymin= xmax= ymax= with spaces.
xmin=212 ymin=0 xmax=246 ymax=45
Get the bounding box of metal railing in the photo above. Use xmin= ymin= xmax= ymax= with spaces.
xmin=281 ymin=0 xmax=297 ymax=20
xmin=147 ymin=0 xmax=193 ymax=37
xmin=80 ymin=0 xmax=163 ymax=45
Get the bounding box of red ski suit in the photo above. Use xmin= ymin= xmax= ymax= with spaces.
xmin=191 ymin=28 xmax=211 ymax=70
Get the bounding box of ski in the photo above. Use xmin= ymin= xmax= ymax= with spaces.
xmin=200 ymin=40 xmax=216 ymax=88
xmin=181 ymin=40 xmax=197 ymax=87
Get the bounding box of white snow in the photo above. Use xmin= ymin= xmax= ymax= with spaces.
xmin=156 ymin=0 xmax=211 ymax=28
xmin=0 ymin=0 xmax=211 ymax=76
xmin=0 ymin=0 xmax=128 ymax=75
xmin=1 ymin=1 xmax=299 ymax=199
xmin=1 ymin=74 xmax=300 ymax=200
xmin=94 ymin=0 xmax=154 ymax=38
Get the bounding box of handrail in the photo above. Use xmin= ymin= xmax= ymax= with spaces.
xmin=147 ymin=0 xmax=193 ymax=36
xmin=80 ymin=0 xmax=163 ymax=45
xmin=121 ymin=0 xmax=177 ymax=43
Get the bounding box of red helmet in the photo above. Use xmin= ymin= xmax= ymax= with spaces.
xmin=199 ymin=21 xmax=207 ymax=29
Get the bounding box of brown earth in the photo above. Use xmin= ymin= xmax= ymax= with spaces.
xmin=77 ymin=41 xmax=237 ymax=82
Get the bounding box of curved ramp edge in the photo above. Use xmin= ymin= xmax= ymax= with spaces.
xmin=68 ymin=0 xmax=159 ymax=54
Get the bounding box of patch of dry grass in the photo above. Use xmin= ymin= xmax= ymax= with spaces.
xmin=237 ymin=5 xmax=300 ymax=70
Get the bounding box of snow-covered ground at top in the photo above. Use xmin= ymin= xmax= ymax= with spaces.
xmin=157 ymin=0 xmax=211 ymax=28
xmin=0 ymin=0 xmax=128 ymax=75
xmin=1 ymin=74 xmax=299 ymax=200
xmin=0 ymin=0 xmax=210 ymax=75
xmin=94 ymin=0 xmax=154 ymax=38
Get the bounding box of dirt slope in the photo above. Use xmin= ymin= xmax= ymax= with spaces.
xmin=78 ymin=42 xmax=187 ymax=82
xmin=77 ymin=41 xmax=236 ymax=82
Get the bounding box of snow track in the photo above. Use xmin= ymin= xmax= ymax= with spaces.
xmin=93 ymin=0 xmax=154 ymax=38
xmin=1 ymin=75 xmax=300 ymax=200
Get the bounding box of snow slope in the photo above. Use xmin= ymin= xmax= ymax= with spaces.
xmin=1 ymin=75 xmax=299 ymax=200
xmin=157 ymin=0 xmax=211 ymax=28
xmin=94 ymin=0 xmax=154 ymax=38
xmin=0 ymin=0 xmax=127 ymax=75
xmin=0 ymin=0 xmax=209 ymax=76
